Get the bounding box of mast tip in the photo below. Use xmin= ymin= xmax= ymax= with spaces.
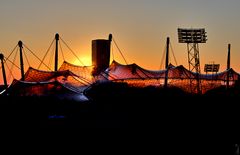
xmin=0 ymin=53 xmax=3 ymax=60
xmin=55 ymin=33 xmax=59 ymax=40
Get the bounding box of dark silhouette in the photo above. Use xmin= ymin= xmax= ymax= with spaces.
xmin=1 ymin=66 xmax=239 ymax=130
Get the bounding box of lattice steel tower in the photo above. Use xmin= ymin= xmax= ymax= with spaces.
xmin=178 ymin=28 xmax=207 ymax=94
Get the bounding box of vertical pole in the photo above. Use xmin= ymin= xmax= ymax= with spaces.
xmin=109 ymin=33 xmax=112 ymax=62
xmin=226 ymin=44 xmax=231 ymax=89
xmin=164 ymin=37 xmax=170 ymax=88
xmin=165 ymin=37 xmax=170 ymax=70
xmin=109 ymin=34 xmax=112 ymax=42
xmin=195 ymin=43 xmax=202 ymax=94
xmin=55 ymin=33 xmax=59 ymax=71
xmin=0 ymin=53 xmax=7 ymax=88
xmin=18 ymin=41 xmax=25 ymax=81
xmin=227 ymin=44 xmax=231 ymax=70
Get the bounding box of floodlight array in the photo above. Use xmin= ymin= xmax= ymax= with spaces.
xmin=178 ymin=28 xmax=207 ymax=43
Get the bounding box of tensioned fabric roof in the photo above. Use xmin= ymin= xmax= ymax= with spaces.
xmin=3 ymin=60 xmax=240 ymax=96
xmin=104 ymin=60 xmax=239 ymax=81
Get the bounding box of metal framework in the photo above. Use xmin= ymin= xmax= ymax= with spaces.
xmin=178 ymin=28 xmax=207 ymax=94
xmin=164 ymin=37 xmax=170 ymax=88
xmin=204 ymin=64 xmax=220 ymax=74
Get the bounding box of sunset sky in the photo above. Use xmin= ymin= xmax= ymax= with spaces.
xmin=1 ymin=0 xmax=240 ymax=83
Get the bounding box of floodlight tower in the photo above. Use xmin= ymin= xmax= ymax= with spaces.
xmin=178 ymin=28 xmax=207 ymax=94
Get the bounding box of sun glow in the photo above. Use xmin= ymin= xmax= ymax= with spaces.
xmin=73 ymin=56 xmax=92 ymax=66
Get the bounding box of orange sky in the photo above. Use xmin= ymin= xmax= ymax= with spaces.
xmin=1 ymin=0 xmax=240 ymax=84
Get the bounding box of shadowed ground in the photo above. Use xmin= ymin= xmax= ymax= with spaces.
xmin=0 ymin=82 xmax=239 ymax=133
xmin=1 ymin=82 xmax=239 ymax=154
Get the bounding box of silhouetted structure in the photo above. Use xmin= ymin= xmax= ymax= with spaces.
xmin=227 ymin=44 xmax=231 ymax=89
xmin=18 ymin=41 xmax=25 ymax=81
xmin=204 ymin=63 xmax=220 ymax=74
xmin=55 ymin=33 xmax=59 ymax=71
xmin=92 ymin=34 xmax=112 ymax=76
xmin=1 ymin=32 xmax=240 ymax=97
xmin=0 ymin=53 xmax=7 ymax=88
xmin=164 ymin=37 xmax=170 ymax=88
xmin=178 ymin=28 xmax=207 ymax=94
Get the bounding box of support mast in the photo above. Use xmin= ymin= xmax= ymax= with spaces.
xmin=55 ymin=33 xmax=59 ymax=71
xmin=18 ymin=41 xmax=25 ymax=80
xmin=178 ymin=28 xmax=207 ymax=94
xmin=226 ymin=44 xmax=231 ymax=89
xmin=164 ymin=37 xmax=170 ymax=88
xmin=0 ymin=53 xmax=7 ymax=87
